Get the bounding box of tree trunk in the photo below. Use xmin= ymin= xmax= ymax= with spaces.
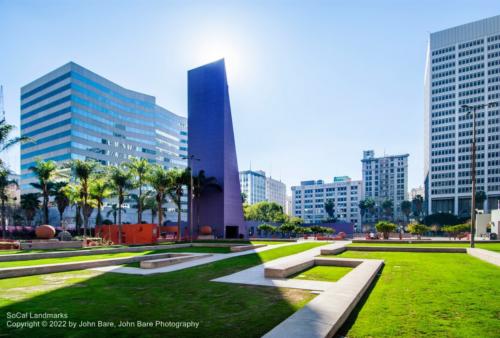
xmin=75 ymin=205 xmax=81 ymax=235
xmin=1 ymin=199 xmax=5 ymax=239
xmin=43 ymin=188 xmax=49 ymax=225
xmin=83 ymin=194 xmax=88 ymax=237
xmin=59 ymin=211 xmax=64 ymax=229
xmin=157 ymin=193 xmax=163 ymax=228
xmin=177 ymin=194 xmax=181 ymax=241
xmin=137 ymin=185 xmax=142 ymax=224
xmin=118 ymin=205 xmax=122 ymax=244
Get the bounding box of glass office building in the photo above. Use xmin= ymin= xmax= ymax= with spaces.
xmin=20 ymin=62 xmax=187 ymax=222
xmin=424 ymin=15 xmax=500 ymax=215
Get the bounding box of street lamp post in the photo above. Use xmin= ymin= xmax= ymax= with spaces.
xmin=461 ymin=102 xmax=498 ymax=248
xmin=182 ymin=155 xmax=200 ymax=243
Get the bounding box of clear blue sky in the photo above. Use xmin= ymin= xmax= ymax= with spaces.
xmin=1 ymin=0 xmax=499 ymax=193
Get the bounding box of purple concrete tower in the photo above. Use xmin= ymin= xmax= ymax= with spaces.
xmin=188 ymin=59 xmax=245 ymax=238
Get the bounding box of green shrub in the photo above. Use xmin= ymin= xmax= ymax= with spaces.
xmin=375 ymin=221 xmax=397 ymax=239
xmin=408 ymin=223 xmax=430 ymax=238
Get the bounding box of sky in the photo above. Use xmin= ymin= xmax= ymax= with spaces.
xmin=1 ymin=0 xmax=499 ymax=194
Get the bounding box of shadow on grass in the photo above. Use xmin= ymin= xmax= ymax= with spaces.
xmin=334 ymin=265 xmax=385 ymax=338
xmin=0 ymin=243 xmax=321 ymax=338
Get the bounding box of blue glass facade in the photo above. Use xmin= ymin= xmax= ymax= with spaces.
xmin=21 ymin=62 xmax=187 ymax=201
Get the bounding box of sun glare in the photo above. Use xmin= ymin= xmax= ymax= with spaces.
xmin=196 ymin=37 xmax=242 ymax=82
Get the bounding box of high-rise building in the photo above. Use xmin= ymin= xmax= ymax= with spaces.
xmin=239 ymin=170 xmax=266 ymax=205
xmin=424 ymin=15 xmax=500 ymax=216
xmin=239 ymin=170 xmax=287 ymax=209
xmin=266 ymin=176 xmax=287 ymax=209
xmin=291 ymin=176 xmax=362 ymax=225
xmin=362 ymin=150 xmax=409 ymax=220
xmin=20 ymin=62 xmax=187 ymax=222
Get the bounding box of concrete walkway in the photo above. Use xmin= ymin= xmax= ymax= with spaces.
xmin=468 ymin=248 xmax=500 ymax=267
xmin=90 ymin=242 xmax=300 ymax=275
xmin=212 ymin=241 xmax=350 ymax=291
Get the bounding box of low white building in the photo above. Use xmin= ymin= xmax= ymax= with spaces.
xmin=291 ymin=176 xmax=362 ymax=225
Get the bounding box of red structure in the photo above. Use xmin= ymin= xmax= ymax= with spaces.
xmin=96 ymin=224 xmax=158 ymax=245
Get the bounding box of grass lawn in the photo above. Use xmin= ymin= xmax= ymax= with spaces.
xmin=0 ymin=246 xmax=247 ymax=268
xmin=0 ymin=243 xmax=180 ymax=256
xmin=331 ymin=251 xmax=500 ymax=338
xmin=250 ymin=241 xmax=294 ymax=245
xmin=290 ymin=265 xmax=352 ymax=282
xmin=348 ymin=242 xmax=500 ymax=252
xmin=0 ymin=242 xmax=326 ymax=337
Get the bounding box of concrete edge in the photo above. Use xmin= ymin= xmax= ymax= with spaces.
xmin=263 ymin=258 xmax=384 ymax=338
xmin=0 ymin=251 xmax=203 ymax=279
xmin=347 ymin=246 xmax=466 ymax=253
xmin=0 ymin=243 xmax=192 ymax=262
xmin=140 ymin=253 xmax=213 ymax=269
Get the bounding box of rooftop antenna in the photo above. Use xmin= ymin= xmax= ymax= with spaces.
xmin=249 ymin=160 xmax=252 ymax=171
xmin=0 ymin=86 xmax=4 ymax=120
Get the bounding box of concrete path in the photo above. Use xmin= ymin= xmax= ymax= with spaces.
xmin=90 ymin=242 xmax=301 ymax=275
xmin=468 ymin=248 xmax=500 ymax=267
xmin=212 ymin=241 xmax=350 ymax=291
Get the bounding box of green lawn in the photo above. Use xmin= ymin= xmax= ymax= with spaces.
xmin=348 ymin=242 xmax=500 ymax=252
xmin=250 ymin=240 xmax=292 ymax=245
xmin=0 ymin=246 xmax=250 ymax=268
xmin=331 ymin=251 xmax=500 ymax=338
xmin=0 ymin=242 xmax=326 ymax=337
xmin=158 ymin=246 xmax=232 ymax=254
xmin=290 ymin=265 xmax=352 ymax=282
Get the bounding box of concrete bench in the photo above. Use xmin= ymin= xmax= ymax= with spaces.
xmin=0 ymin=252 xmax=191 ymax=279
xmin=264 ymin=258 xmax=384 ymax=338
xmin=320 ymin=247 xmax=346 ymax=255
xmin=140 ymin=254 xmax=211 ymax=269
xmin=230 ymin=244 xmax=266 ymax=252
xmin=347 ymin=246 xmax=467 ymax=253
xmin=264 ymin=256 xmax=316 ymax=279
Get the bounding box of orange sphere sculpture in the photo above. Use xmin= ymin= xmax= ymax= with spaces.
xmin=162 ymin=226 xmax=178 ymax=234
xmin=35 ymin=224 xmax=56 ymax=239
xmin=200 ymin=226 xmax=212 ymax=235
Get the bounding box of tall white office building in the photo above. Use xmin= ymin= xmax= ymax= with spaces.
xmin=266 ymin=177 xmax=287 ymax=209
xmin=362 ymin=150 xmax=409 ymax=220
xmin=424 ymin=15 xmax=500 ymax=216
xmin=291 ymin=177 xmax=362 ymax=225
xmin=239 ymin=170 xmax=287 ymax=210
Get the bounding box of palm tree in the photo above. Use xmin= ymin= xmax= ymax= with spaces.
xmin=143 ymin=193 xmax=166 ymax=224
xmin=51 ymin=181 xmax=69 ymax=228
xmin=0 ymin=167 xmax=17 ymax=238
xmin=192 ymin=170 xmax=221 ymax=232
xmin=147 ymin=166 xmax=172 ymax=233
xmin=29 ymin=160 xmax=57 ymax=224
xmin=109 ymin=166 xmax=133 ymax=243
xmin=323 ymin=199 xmax=335 ymax=222
xmin=0 ymin=118 xmax=30 ymax=166
xmin=124 ymin=158 xmax=151 ymax=224
xmin=106 ymin=204 xmax=125 ymax=224
xmin=89 ymin=179 xmax=113 ymax=227
xmin=62 ymin=183 xmax=82 ymax=233
xmin=400 ymin=200 xmax=412 ymax=224
xmin=475 ymin=191 xmax=487 ymax=211
xmin=359 ymin=198 xmax=375 ymax=230
xmin=20 ymin=193 xmax=40 ymax=226
xmin=70 ymin=160 xmax=97 ymax=236
xmin=412 ymin=195 xmax=424 ymax=219
xmin=382 ymin=199 xmax=394 ymax=220
xmin=167 ymin=168 xmax=189 ymax=240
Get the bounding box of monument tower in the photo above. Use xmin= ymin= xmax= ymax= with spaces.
xmin=188 ymin=59 xmax=245 ymax=238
